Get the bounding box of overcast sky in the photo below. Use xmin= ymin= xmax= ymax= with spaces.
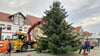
xmin=0 ymin=0 xmax=100 ymax=33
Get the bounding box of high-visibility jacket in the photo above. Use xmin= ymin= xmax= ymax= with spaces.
xmin=0 ymin=41 xmax=9 ymax=53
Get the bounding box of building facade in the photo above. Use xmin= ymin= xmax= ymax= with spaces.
xmin=73 ymin=26 xmax=84 ymax=38
xmin=0 ymin=12 xmax=41 ymax=40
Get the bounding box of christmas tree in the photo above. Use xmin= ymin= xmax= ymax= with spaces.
xmin=36 ymin=1 xmax=80 ymax=54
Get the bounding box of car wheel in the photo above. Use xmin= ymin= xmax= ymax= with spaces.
xmin=21 ymin=45 xmax=27 ymax=52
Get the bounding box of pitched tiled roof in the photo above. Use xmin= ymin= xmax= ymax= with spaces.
xmin=25 ymin=15 xmax=42 ymax=25
xmin=0 ymin=12 xmax=12 ymax=22
xmin=73 ymin=26 xmax=81 ymax=33
xmin=0 ymin=12 xmax=42 ymax=25
xmin=9 ymin=12 xmax=26 ymax=19
xmin=84 ymin=31 xmax=92 ymax=36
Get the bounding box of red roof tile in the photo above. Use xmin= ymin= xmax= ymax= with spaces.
xmin=24 ymin=15 xmax=42 ymax=25
xmin=73 ymin=26 xmax=81 ymax=33
xmin=0 ymin=12 xmax=42 ymax=25
xmin=9 ymin=12 xmax=26 ymax=19
xmin=84 ymin=31 xmax=92 ymax=36
xmin=0 ymin=12 xmax=12 ymax=22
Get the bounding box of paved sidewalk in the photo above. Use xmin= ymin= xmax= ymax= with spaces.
xmin=88 ymin=47 xmax=100 ymax=56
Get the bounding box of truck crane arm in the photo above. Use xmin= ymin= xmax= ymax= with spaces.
xmin=27 ymin=20 xmax=43 ymax=41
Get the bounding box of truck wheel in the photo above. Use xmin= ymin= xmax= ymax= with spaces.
xmin=21 ymin=46 xmax=27 ymax=52
xmin=16 ymin=50 xmax=20 ymax=52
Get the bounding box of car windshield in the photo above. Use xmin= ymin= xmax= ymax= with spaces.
xmin=12 ymin=34 xmax=25 ymax=40
xmin=12 ymin=34 xmax=18 ymax=40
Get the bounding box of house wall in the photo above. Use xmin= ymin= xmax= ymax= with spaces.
xmin=79 ymin=28 xmax=84 ymax=36
xmin=0 ymin=21 xmax=30 ymax=40
xmin=78 ymin=27 xmax=85 ymax=39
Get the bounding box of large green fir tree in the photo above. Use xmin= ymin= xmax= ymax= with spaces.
xmin=36 ymin=1 xmax=80 ymax=54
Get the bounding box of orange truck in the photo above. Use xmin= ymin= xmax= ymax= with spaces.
xmin=0 ymin=41 xmax=8 ymax=56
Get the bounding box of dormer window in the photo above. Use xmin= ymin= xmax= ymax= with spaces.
xmin=14 ymin=15 xmax=19 ymax=25
xmin=9 ymin=12 xmax=26 ymax=26
xmin=19 ymin=15 xmax=24 ymax=26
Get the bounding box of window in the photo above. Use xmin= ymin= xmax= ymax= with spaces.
xmin=0 ymin=24 xmax=5 ymax=30
xmin=13 ymin=15 xmax=19 ymax=25
xmin=19 ymin=18 xmax=24 ymax=26
xmin=18 ymin=15 xmax=24 ymax=26
xmin=14 ymin=17 xmax=19 ymax=24
xmin=24 ymin=27 xmax=27 ymax=32
xmin=0 ymin=24 xmax=5 ymax=26
xmin=7 ymin=25 xmax=12 ymax=30
xmin=12 ymin=34 xmax=18 ymax=40
xmin=19 ymin=26 xmax=22 ymax=31
xmin=11 ymin=13 xmax=25 ymax=25
xmin=7 ymin=36 xmax=10 ymax=39
xmin=19 ymin=26 xmax=22 ymax=29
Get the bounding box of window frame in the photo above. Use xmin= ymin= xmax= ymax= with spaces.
xmin=7 ymin=25 xmax=12 ymax=30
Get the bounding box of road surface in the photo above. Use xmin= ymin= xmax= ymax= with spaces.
xmin=12 ymin=49 xmax=55 ymax=56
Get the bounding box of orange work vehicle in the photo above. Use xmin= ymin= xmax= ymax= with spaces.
xmin=0 ymin=40 xmax=9 ymax=55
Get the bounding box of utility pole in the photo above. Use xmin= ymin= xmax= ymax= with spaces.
xmin=0 ymin=27 xmax=2 ymax=40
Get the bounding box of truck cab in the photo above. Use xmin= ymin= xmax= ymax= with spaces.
xmin=12 ymin=32 xmax=37 ymax=52
xmin=12 ymin=33 xmax=28 ymax=52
